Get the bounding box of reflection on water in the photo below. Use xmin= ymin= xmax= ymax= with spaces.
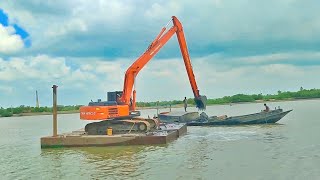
xmin=41 ymin=146 xmax=145 ymax=160
xmin=40 ymin=145 xmax=168 ymax=179
xmin=1 ymin=100 xmax=320 ymax=179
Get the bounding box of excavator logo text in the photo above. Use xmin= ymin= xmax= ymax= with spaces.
xmin=81 ymin=112 xmax=96 ymax=115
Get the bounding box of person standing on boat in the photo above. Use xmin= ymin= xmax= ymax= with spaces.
xmin=183 ymin=97 xmax=188 ymax=112
xmin=264 ymin=103 xmax=270 ymax=112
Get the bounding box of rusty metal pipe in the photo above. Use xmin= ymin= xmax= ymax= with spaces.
xmin=52 ymin=85 xmax=58 ymax=137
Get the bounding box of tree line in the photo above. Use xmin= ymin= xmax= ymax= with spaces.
xmin=136 ymin=88 xmax=320 ymax=107
xmin=0 ymin=105 xmax=82 ymax=117
xmin=1 ymin=88 xmax=320 ymax=117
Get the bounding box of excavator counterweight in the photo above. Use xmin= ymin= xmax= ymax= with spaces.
xmin=80 ymin=16 xmax=207 ymax=134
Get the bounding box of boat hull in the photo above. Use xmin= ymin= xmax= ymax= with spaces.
xmin=187 ymin=109 xmax=292 ymax=126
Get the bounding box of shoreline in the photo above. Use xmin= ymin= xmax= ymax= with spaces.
xmin=1 ymin=97 xmax=320 ymax=118
xmin=4 ymin=110 xmax=80 ymax=118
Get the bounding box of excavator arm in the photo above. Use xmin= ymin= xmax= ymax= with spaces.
xmin=119 ymin=16 xmax=207 ymax=110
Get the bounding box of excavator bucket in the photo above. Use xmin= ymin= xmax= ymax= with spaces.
xmin=194 ymin=95 xmax=207 ymax=110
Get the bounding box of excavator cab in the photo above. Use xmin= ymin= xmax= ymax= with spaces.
xmin=87 ymin=91 xmax=123 ymax=106
xmin=107 ymin=91 xmax=123 ymax=103
xmin=80 ymin=91 xmax=140 ymax=121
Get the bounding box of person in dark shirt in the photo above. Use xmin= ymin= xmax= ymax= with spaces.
xmin=264 ymin=103 xmax=270 ymax=112
xmin=183 ymin=97 xmax=187 ymax=112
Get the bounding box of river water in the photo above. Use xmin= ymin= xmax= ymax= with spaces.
xmin=0 ymin=99 xmax=319 ymax=180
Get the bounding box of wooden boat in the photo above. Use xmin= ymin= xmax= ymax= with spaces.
xmin=187 ymin=109 xmax=292 ymax=126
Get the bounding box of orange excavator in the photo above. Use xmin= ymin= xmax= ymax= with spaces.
xmin=80 ymin=16 xmax=207 ymax=135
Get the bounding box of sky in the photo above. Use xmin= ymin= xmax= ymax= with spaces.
xmin=0 ymin=0 xmax=320 ymax=108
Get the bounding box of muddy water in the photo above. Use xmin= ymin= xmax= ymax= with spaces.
xmin=0 ymin=99 xmax=319 ymax=180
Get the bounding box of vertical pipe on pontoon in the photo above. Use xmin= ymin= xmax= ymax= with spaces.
xmin=52 ymin=85 xmax=58 ymax=137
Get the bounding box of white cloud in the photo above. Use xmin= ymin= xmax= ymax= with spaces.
xmin=45 ymin=18 xmax=87 ymax=37
xmin=0 ymin=55 xmax=70 ymax=81
xmin=1 ymin=0 xmax=320 ymax=56
xmin=0 ymin=24 xmax=24 ymax=54
xmin=145 ymin=2 xmax=182 ymax=20
xmin=1 ymin=52 xmax=320 ymax=107
xmin=240 ymin=52 xmax=320 ymax=64
xmin=190 ymin=55 xmax=319 ymax=97
xmin=0 ymin=85 xmax=13 ymax=93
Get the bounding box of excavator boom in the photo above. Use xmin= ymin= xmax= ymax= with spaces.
xmin=119 ymin=16 xmax=206 ymax=110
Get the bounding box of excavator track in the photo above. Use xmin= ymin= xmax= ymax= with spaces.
xmin=85 ymin=118 xmax=159 ymax=135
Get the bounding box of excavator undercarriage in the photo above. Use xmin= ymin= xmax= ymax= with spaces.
xmin=85 ymin=118 xmax=160 ymax=135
